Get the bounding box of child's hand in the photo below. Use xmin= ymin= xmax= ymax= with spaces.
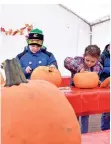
xmin=80 ymin=68 xmax=84 ymax=73
xmin=48 ymin=65 xmax=56 ymax=72
xmin=49 ymin=64 xmax=56 ymax=68
xmin=80 ymin=64 xmax=84 ymax=73
xmin=25 ymin=66 xmax=32 ymax=73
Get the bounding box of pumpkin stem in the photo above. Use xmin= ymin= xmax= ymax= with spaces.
xmin=3 ymin=58 xmax=28 ymax=87
xmin=48 ymin=70 xmax=52 ymax=72
xmin=48 ymin=67 xmax=54 ymax=72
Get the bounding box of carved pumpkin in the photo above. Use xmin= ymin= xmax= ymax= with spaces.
xmin=100 ymin=77 xmax=110 ymax=88
xmin=2 ymin=58 xmax=81 ymax=144
xmin=0 ymin=72 xmax=5 ymax=84
xmin=31 ymin=66 xmax=62 ymax=87
xmin=73 ymin=71 xmax=99 ymax=88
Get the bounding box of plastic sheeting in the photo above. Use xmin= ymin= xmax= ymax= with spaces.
xmin=60 ymin=87 xmax=110 ymax=116
xmin=82 ymin=130 xmax=110 ymax=144
xmin=60 ymin=76 xmax=71 ymax=87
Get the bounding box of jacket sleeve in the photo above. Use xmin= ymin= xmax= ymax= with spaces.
xmin=100 ymin=53 xmax=110 ymax=76
xmin=93 ymin=62 xmax=103 ymax=75
xmin=102 ymin=67 xmax=110 ymax=75
xmin=64 ymin=57 xmax=82 ymax=73
xmin=15 ymin=46 xmax=29 ymax=75
xmin=100 ymin=54 xmax=105 ymax=65
xmin=16 ymin=46 xmax=28 ymax=60
xmin=16 ymin=56 xmax=27 ymax=75
xmin=47 ymin=53 xmax=58 ymax=69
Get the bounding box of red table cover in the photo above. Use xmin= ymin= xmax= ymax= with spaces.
xmin=60 ymin=76 xmax=70 ymax=87
xmin=60 ymin=87 xmax=110 ymax=116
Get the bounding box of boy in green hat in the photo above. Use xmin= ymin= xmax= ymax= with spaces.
xmin=16 ymin=28 xmax=58 ymax=79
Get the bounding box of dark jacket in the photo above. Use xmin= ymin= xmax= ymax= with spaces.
xmin=16 ymin=46 xmax=58 ymax=79
xmin=100 ymin=44 xmax=110 ymax=81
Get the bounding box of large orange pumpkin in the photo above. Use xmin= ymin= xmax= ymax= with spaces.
xmin=31 ymin=66 xmax=62 ymax=87
xmin=73 ymin=71 xmax=99 ymax=88
xmin=100 ymin=77 xmax=110 ymax=88
xmin=0 ymin=72 xmax=5 ymax=84
xmin=2 ymin=58 xmax=81 ymax=144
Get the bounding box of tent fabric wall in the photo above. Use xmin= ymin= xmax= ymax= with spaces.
xmin=0 ymin=4 xmax=90 ymax=76
xmin=92 ymin=20 xmax=110 ymax=51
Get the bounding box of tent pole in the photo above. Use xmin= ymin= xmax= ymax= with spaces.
xmin=58 ymin=4 xmax=90 ymax=26
xmin=90 ymin=26 xmax=92 ymax=44
xmin=91 ymin=18 xmax=110 ymax=26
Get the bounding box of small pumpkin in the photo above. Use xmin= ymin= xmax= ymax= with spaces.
xmin=73 ymin=71 xmax=99 ymax=88
xmin=2 ymin=58 xmax=81 ymax=144
xmin=31 ymin=66 xmax=62 ymax=87
xmin=0 ymin=72 xmax=5 ymax=84
xmin=100 ymin=77 xmax=110 ymax=88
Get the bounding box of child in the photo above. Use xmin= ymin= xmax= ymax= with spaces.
xmin=16 ymin=28 xmax=58 ymax=79
xmin=64 ymin=45 xmax=103 ymax=133
xmin=100 ymin=44 xmax=110 ymax=131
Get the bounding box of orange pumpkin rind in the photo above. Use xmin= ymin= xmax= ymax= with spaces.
xmin=31 ymin=66 xmax=62 ymax=87
xmin=100 ymin=77 xmax=110 ymax=88
xmin=2 ymin=58 xmax=81 ymax=144
xmin=73 ymin=71 xmax=99 ymax=89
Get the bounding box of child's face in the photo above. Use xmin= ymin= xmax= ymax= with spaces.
xmin=84 ymin=55 xmax=98 ymax=68
xmin=29 ymin=45 xmax=41 ymax=53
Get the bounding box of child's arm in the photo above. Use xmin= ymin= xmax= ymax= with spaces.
xmin=64 ymin=57 xmax=83 ymax=73
xmin=100 ymin=53 xmax=105 ymax=65
xmin=102 ymin=67 xmax=110 ymax=75
xmin=93 ymin=62 xmax=103 ymax=85
xmin=100 ymin=53 xmax=110 ymax=76
xmin=93 ymin=62 xmax=103 ymax=75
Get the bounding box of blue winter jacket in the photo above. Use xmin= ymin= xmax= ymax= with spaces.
xmin=100 ymin=44 xmax=110 ymax=81
xmin=16 ymin=46 xmax=58 ymax=79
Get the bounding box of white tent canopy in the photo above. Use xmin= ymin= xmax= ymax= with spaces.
xmin=62 ymin=0 xmax=110 ymax=23
xmin=0 ymin=3 xmax=110 ymax=76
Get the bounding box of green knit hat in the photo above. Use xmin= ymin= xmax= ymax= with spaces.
xmin=27 ymin=28 xmax=44 ymax=46
xmin=30 ymin=28 xmax=43 ymax=35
